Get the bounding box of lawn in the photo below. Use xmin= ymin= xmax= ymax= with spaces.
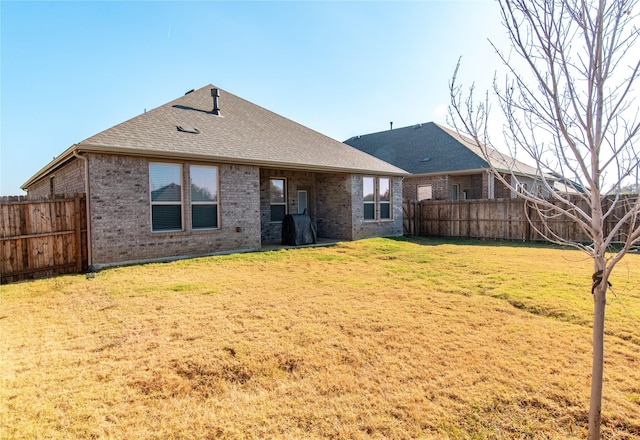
xmin=1 ymin=237 xmax=639 ymax=439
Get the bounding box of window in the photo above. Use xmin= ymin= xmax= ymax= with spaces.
xmin=452 ymin=184 xmax=460 ymax=201
xmin=150 ymin=163 xmax=183 ymax=231
xmin=417 ymin=184 xmax=433 ymax=201
xmin=49 ymin=177 xmax=55 ymax=195
xmin=363 ymin=177 xmax=376 ymax=220
xmin=190 ymin=165 xmax=218 ymax=229
xmin=297 ymin=189 xmax=308 ymax=214
xmin=379 ymin=177 xmax=391 ymax=219
xmin=363 ymin=176 xmax=392 ymax=221
xmin=270 ymin=178 xmax=286 ymax=222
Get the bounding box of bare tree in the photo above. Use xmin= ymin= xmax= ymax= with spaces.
xmin=448 ymin=0 xmax=640 ymax=438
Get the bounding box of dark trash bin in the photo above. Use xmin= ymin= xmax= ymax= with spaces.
xmin=281 ymin=213 xmax=317 ymax=246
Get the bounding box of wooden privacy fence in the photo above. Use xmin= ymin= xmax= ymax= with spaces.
xmin=404 ymin=196 xmax=638 ymax=243
xmin=1 ymin=194 xmax=88 ymax=284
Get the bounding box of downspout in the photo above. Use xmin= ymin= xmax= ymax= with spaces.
xmin=73 ymin=150 xmax=92 ymax=269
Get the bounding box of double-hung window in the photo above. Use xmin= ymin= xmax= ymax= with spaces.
xmin=270 ymin=178 xmax=287 ymax=222
xmin=150 ymin=163 xmax=183 ymax=231
xmin=363 ymin=176 xmax=392 ymax=221
xmin=363 ymin=177 xmax=376 ymax=220
xmin=190 ymin=165 xmax=219 ymax=229
xmin=379 ymin=177 xmax=391 ymax=219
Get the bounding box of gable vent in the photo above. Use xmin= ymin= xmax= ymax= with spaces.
xmin=177 ymin=125 xmax=200 ymax=134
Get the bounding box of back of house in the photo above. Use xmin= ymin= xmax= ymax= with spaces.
xmin=22 ymin=85 xmax=408 ymax=269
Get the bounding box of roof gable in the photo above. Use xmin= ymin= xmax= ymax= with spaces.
xmin=344 ymin=121 xmax=536 ymax=176
xmin=78 ymin=85 xmax=407 ymax=175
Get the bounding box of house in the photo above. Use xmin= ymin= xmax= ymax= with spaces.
xmin=344 ymin=121 xmax=545 ymax=202
xmin=22 ymin=85 xmax=408 ymax=269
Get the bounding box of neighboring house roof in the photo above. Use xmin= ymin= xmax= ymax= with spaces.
xmin=344 ymin=121 xmax=539 ymax=177
xmin=23 ymin=85 xmax=407 ymax=189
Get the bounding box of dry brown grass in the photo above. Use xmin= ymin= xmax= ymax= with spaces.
xmin=1 ymin=237 xmax=639 ymax=439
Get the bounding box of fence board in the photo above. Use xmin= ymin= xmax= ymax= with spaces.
xmin=405 ymin=196 xmax=639 ymax=244
xmin=1 ymin=194 xmax=87 ymax=284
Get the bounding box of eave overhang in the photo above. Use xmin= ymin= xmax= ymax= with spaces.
xmin=22 ymin=143 xmax=409 ymax=190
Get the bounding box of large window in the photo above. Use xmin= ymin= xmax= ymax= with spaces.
xmin=190 ymin=165 xmax=219 ymax=229
xmin=150 ymin=163 xmax=183 ymax=231
xmin=363 ymin=176 xmax=392 ymax=221
xmin=270 ymin=178 xmax=287 ymax=222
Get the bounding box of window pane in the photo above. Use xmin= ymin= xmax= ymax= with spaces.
xmin=298 ymin=190 xmax=308 ymax=214
xmin=192 ymin=205 xmax=218 ymax=229
xmin=380 ymin=202 xmax=391 ymax=219
xmin=152 ymin=205 xmax=182 ymax=231
xmin=150 ymin=164 xmax=182 ymax=202
xmin=191 ymin=166 xmax=218 ymax=202
xmin=363 ymin=177 xmax=375 ymax=201
xmin=364 ymin=203 xmax=375 ymax=220
xmin=270 ymin=179 xmax=285 ymax=203
xmin=418 ymin=185 xmax=433 ymax=201
xmin=271 ymin=205 xmax=286 ymax=222
xmin=379 ymin=178 xmax=390 ymax=201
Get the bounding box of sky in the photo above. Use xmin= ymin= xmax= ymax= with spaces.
xmin=0 ymin=0 xmax=509 ymax=196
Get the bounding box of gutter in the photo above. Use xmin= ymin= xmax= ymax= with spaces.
xmin=73 ymin=143 xmax=411 ymax=177
xmin=73 ymin=150 xmax=92 ymax=269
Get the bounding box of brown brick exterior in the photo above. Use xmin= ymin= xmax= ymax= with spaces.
xmin=260 ymin=169 xmax=321 ymax=243
xmin=25 ymin=152 xmax=404 ymax=268
xmin=86 ymin=153 xmax=261 ymax=267
xmin=404 ymin=172 xmax=512 ymax=201
xmin=259 ymin=170 xmax=403 ymax=242
xmin=26 ymin=158 xmax=86 ymax=198
xmin=351 ymin=175 xmax=403 ymax=240
xmin=316 ymin=173 xmax=354 ymax=240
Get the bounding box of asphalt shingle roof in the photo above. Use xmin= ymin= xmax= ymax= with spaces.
xmin=344 ymin=122 xmax=537 ymax=176
xmin=78 ymin=85 xmax=407 ymax=176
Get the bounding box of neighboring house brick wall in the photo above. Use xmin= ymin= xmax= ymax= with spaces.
xmin=495 ymin=173 xmax=514 ymax=199
xmin=405 ymin=174 xmax=485 ymax=201
xmin=352 ymin=175 xmax=404 ymax=240
xmin=403 ymin=175 xmax=450 ymax=201
xmin=87 ymin=153 xmax=261 ymax=267
xmin=26 ymin=158 xmax=85 ymax=198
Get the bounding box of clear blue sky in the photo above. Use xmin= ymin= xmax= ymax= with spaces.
xmin=1 ymin=0 xmax=507 ymax=196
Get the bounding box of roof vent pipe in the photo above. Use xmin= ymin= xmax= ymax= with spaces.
xmin=390 ymin=121 xmax=393 ymax=130
xmin=211 ymin=88 xmax=221 ymax=115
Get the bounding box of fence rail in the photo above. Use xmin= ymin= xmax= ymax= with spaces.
xmin=404 ymin=196 xmax=638 ymax=243
xmin=1 ymin=194 xmax=88 ymax=284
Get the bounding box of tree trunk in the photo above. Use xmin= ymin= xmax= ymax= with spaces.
xmin=588 ymin=280 xmax=607 ymax=439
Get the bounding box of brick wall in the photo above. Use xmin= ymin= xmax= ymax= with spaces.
xmin=26 ymin=158 xmax=86 ymax=198
xmin=260 ymin=169 xmax=318 ymax=243
xmin=406 ymin=173 xmax=491 ymax=201
xmin=351 ymin=176 xmax=403 ymax=240
xmin=315 ymin=173 xmax=354 ymax=240
xmin=404 ymin=175 xmax=450 ymax=201
xmin=87 ymin=153 xmax=261 ymax=268
xmin=495 ymin=173 xmax=514 ymax=199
